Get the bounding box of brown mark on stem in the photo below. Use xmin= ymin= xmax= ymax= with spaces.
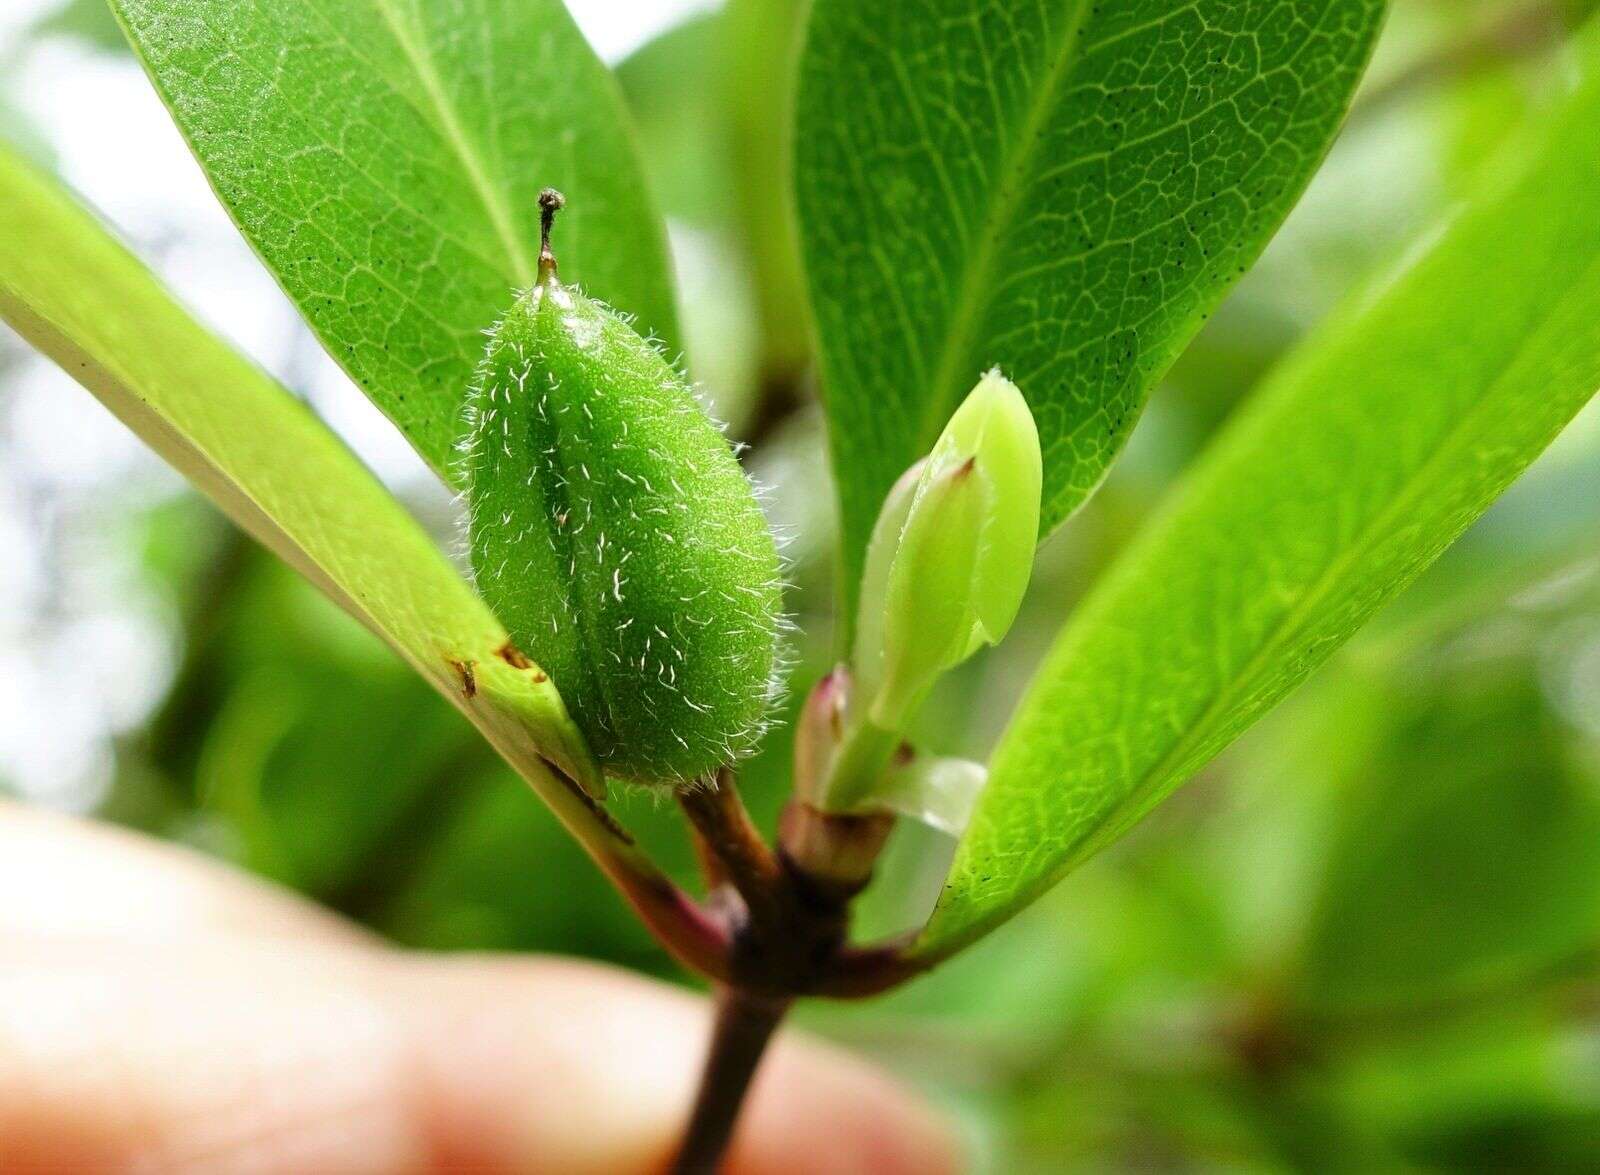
xmin=544 ymin=758 xmax=633 ymax=845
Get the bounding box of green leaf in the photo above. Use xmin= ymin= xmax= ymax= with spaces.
xmin=0 ymin=143 xmax=673 ymax=892
xmin=30 ymin=0 xmax=129 ymax=53
xmin=1300 ymin=671 xmax=1600 ymax=1013
xmin=722 ymin=0 xmax=809 ymax=381
xmin=915 ymin=25 xmax=1600 ymax=959
xmin=614 ymin=12 xmax=731 ymax=229
xmin=109 ymin=0 xmax=678 ymax=483
xmin=795 ymin=0 xmax=1386 ymax=610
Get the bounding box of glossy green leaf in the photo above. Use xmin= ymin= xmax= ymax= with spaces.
xmin=916 ymin=27 xmax=1600 ymax=958
xmin=0 ymin=144 xmax=677 ymax=893
xmin=795 ymin=0 xmax=1386 ymax=609
xmin=109 ymin=0 xmax=678 ymax=483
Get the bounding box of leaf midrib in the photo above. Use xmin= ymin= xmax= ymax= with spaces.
xmin=367 ymin=0 xmax=536 ymax=288
xmin=916 ymin=0 xmax=1094 ymax=451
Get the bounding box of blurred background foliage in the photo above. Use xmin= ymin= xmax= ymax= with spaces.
xmin=5 ymin=0 xmax=1600 ymax=1168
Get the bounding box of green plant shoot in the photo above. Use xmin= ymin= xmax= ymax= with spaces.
xmin=824 ymin=370 xmax=1041 ymax=813
xmin=865 ymin=369 xmax=1041 ymax=727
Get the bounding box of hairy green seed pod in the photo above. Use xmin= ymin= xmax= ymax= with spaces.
xmin=463 ymin=191 xmax=785 ymax=787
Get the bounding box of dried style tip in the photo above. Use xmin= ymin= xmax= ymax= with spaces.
xmin=537 ymin=187 xmax=565 ymax=284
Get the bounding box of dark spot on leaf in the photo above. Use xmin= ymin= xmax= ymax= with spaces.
xmin=496 ymin=640 xmax=533 ymax=669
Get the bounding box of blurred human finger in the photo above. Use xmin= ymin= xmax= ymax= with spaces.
xmin=0 ymin=805 xmax=959 ymax=1173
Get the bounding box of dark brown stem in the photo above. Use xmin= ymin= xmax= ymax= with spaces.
xmin=736 ymin=363 xmax=808 ymax=453
xmin=778 ymin=801 xmax=894 ymax=906
xmin=678 ymin=769 xmax=788 ymax=932
xmin=674 ymin=760 xmax=923 ymax=997
xmin=820 ymin=934 xmax=944 ymax=997
xmin=686 ymin=821 xmax=731 ymax=893
xmin=671 ymin=988 xmax=791 ymax=1175
xmin=598 ymin=854 xmax=735 ymax=984
xmin=666 ymin=756 xmax=920 ymax=1170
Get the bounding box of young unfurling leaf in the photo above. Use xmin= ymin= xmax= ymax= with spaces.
xmin=464 ymin=192 xmax=786 ymax=788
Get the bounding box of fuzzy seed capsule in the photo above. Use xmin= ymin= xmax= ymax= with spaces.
xmin=463 ymin=192 xmax=785 ymax=787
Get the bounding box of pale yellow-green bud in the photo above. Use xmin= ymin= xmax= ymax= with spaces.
xmin=864 ymin=369 xmax=1041 ymax=729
